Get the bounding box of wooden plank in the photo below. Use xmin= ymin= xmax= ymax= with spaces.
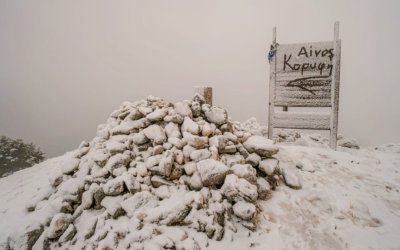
xmin=275 ymin=77 xmax=331 ymax=107
xmin=268 ymin=27 xmax=277 ymax=139
xmin=276 ymin=41 xmax=334 ymax=75
xmin=330 ymin=21 xmax=341 ymax=150
xmin=275 ymin=94 xmax=331 ymax=107
xmin=273 ymin=111 xmax=331 ymax=130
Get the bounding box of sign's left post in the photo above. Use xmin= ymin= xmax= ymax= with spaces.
xmin=268 ymin=27 xmax=277 ymax=140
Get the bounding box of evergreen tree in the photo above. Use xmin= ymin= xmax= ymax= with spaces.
xmin=0 ymin=136 xmax=45 ymax=177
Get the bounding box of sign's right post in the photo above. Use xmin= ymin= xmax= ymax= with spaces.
xmin=330 ymin=21 xmax=341 ymax=150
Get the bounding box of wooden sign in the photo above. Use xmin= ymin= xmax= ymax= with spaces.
xmin=268 ymin=22 xmax=341 ymax=149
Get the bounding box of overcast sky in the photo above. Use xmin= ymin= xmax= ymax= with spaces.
xmin=1 ymin=0 xmax=399 ymax=157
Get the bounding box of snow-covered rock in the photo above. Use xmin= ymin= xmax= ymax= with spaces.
xmin=209 ymin=135 xmax=226 ymax=150
xmin=232 ymin=201 xmax=256 ymax=221
xmin=296 ymin=158 xmax=316 ymax=172
xmin=103 ymin=177 xmax=125 ymax=196
xmin=183 ymin=132 xmax=208 ymax=149
xmin=221 ymin=174 xmax=258 ymax=202
xmin=143 ymin=125 xmax=167 ymax=144
xmin=105 ymin=141 xmax=126 ymax=154
xmin=256 ymin=177 xmax=271 ymax=200
xmin=151 ymin=176 xmax=172 ymax=188
xmin=196 ymin=159 xmax=229 ymax=186
xmin=58 ymin=224 xmax=76 ymax=243
xmin=181 ymin=117 xmax=200 ymax=135
xmin=220 ymin=154 xmax=245 ymax=167
xmin=201 ymin=122 xmax=214 ymax=137
xmin=188 ymin=172 xmax=203 ymax=190
xmin=258 ymin=158 xmax=279 ymax=176
xmin=183 ymin=162 xmax=197 ymax=176
xmin=104 ymin=153 xmax=131 ymax=173
xmin=111 ymin=118 xmax=149 ymax=135
xmin=168 ymin=137 xmax=186 ymax=149
xmin=205 ymin=107 xmax=228 ymax=125
xmin=47 ymin=213 xmax=73 ymax=239
xmin=174 ymin=102 xmax=192 ymax=117
xmin=122 ymin=172 xmax=141 ymax=194
xmin=246 ymin=153 xmax=261 ymax=167
xmin=190 ymin=149 xmax=211 ymax=162
xmin=132 ymin=131 xmax=149 ymax=145
xmin=100 ymin=196 xmax=125 ymax=218
xmin=243 ymin=136 xmax=279 ymax=157
xmin=165 ymin=122 xmax=182 ymax=139
xmin=338 ymin=137 xmax=360 ymax=149
xmin=146 ymin=108 xmax=168 ymax=122
xmin=231 ymin=164 xmax=257 ymax=184
xmin=282 ymin=168 xmax=302 ymax=189
xmin=120 ymin=191 xmax=157 ymax=217
xmin=60 ymin=158 xmax=80 ymax=175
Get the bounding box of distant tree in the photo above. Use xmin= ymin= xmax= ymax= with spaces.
xmin=0 ymin=136 xmax=45 ymax=177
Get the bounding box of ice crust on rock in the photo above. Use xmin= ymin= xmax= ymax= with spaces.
xmin=13 ymin=96 xmax=286 ymax=249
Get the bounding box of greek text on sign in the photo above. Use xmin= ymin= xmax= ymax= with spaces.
xmin=275 ymin=41 xmax=335 ymax=107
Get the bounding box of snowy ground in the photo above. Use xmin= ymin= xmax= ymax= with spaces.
xmin=1 ymin=142 xmax=399 ymax=250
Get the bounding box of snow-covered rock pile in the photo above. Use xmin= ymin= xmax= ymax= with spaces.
xmin=239 ymin=117 xmax=268 ymax=137
xmin=23 ymin=96 xmax=287 ymax=249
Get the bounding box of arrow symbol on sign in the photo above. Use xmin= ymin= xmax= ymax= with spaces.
xmin=286 ymin=75 xmax=331 ymax=95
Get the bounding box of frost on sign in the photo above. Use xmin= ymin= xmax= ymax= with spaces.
xmin=268 ymin=22 xmax=341 ymax=150
xmin=275 ymin=42 xmax=335 ymax=107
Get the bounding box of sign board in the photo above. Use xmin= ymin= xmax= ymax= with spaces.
xmin=268 ymin=22 xmax=341 ymax=149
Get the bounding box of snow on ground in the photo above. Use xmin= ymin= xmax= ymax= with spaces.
xmin=205 ymin=144 xmax=400 ymax=250
xmin=0 ymin=153 xmax=72 ymax=249
xmin=1 ymin=142 xmax=399 ymax=249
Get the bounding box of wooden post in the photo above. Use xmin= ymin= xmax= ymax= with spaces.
xmin=330 ymin=21 xmax=341 ymax=150
xmin=268 ymin=27 xmax=277 ymax=139
xmin=194 ymin=86 xmax=213 ymax=105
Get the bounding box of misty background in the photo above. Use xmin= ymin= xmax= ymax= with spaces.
xmin=0 ymin=0 xmax=399 ymax=157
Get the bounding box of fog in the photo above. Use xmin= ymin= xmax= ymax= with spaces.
xmin=0 ymin=0 xmax=399 ymax=157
